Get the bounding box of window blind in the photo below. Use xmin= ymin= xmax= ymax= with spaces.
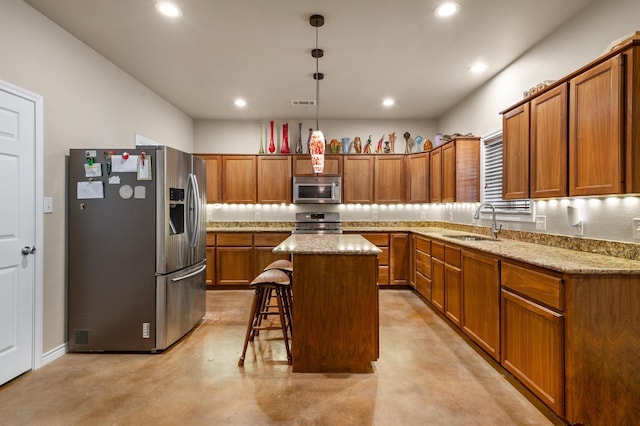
xmin=483 ymin=135 xmax=531 ymax=213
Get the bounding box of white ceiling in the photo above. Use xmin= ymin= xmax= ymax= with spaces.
xmin=24 ymin=0 xmax=593 ymax=120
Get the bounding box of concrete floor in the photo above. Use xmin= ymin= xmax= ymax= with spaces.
xmin=0 ymin=290 xmax=564 ymax=425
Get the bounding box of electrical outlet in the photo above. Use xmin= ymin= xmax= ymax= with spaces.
xmin=633 ymin=218 xmax=640 ymax=239
xmin=573 ymin=221 xmax=584 ymax=236
xmin=372 ymin=211 xmax=378 ymax=220
xmin=448 ymin=211 xmax=453 ymax=221
xmin=420 ymin=211 xmax=427 ymax=220
xmin=254 ymin=212 xmax=261 ymax=221
xmin=535 ymin=215 xmax=546 ymax=231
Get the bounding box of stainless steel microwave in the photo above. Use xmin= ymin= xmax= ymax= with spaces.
xmin=293 ymin=176 xmax=342 ymax=204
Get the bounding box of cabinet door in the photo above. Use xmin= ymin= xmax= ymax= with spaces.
xmin=407 ymin=152 xmax=430 ymax=203
xmin=430 ymin=147 xmax=442 ymax=203
xmin=442 ymin=142 xmax=456 ymax=203
xmin=389 ymin=233 xmax=408 ymax=285
xmin=206 ymin=246 xmax=215 ymax=285
xmin=375 ymin=155 xmax=405 ymax=203
xmin=453 ymin=138 xmax=480 ymax=202
xmin=343 ymin=156 xmax=375 ymax=203
xmin=530 ymin=84 xmax=568 ymax=198
xmin=257 ymin=156 xmax=292 ymax=203
xmin=216 ymin=247 xmax=254 ymax=285
xmin=431 ymin=257 xmax=445 ymax=313
xmin=461 ymin=250 xmax=500 ymax=361
xmin=569 ymin=55 xmax=623 ymax=196
xmin=197 ymin=155 xmax=221 ymax=204
xmin=254 ymin=233 xmax=290 ymax=275
xmin=503 ymin=103 xmax=530 ymax=199
xmin=222 ymin=156 xmax=257 ymax=203
xmin=293 ymin=155 xmax=343 ymax=176
xmin=501 ymin=289 xmax=564 ymax=415
xmin=444 ymin=263 xmax=461 ymax=326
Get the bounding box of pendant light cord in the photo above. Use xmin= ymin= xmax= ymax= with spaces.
xmin=315 ymin=25 xmax=320 ymax=130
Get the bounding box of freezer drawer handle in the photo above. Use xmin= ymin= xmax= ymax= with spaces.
xmin=170 ymin=264 xmax=206 ymax=283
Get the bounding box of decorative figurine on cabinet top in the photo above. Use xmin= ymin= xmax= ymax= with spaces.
xmin=269 ymin=120 xmax=276 ymax=154
xmin=295 ymin=122 xmax=303 ymax=154
xmin=403 ymin=131 xmax=410 ymax=154
xmin=363 ymin=135 xmax=373 ymax=154
xmin=259 ymin=121 xmax=265 ymax=154
xmin=353 ymin=136 xmax=362 ymax=154
xmin=281 ymin=123 xmax=290 ymax=154
xmin=341 ymin=137 xmax=350 ymax=154
xmin=389 ymin=132 xmax=396 ymax=153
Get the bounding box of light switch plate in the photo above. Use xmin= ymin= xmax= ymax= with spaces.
xmin=254 ymin=212 xmax=261 ymax=221
xmin=535 ymin=215 xmax=546 ymax=231
xmin=43 ymin=197 xmax=53 ymax=214
xmin=633 ymin=218 xmax=640 ymax=239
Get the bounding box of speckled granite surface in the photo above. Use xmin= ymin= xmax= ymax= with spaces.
xmin=207 ymin=221 xmax=640 ymax=274
xmin=273 ymin=234 xmax=382 ymax=255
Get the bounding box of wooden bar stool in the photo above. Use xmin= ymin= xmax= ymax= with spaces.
xmin=262 ymin=259 xmax=294 ymax=334
xmin=238 ymin=268 xmax=292 ymax=366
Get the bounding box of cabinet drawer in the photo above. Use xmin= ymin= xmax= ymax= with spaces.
xmin=431 ymin=241 xmax=445 ymax=260
xmin=378 ymin=265 xmax=389 ymax=285
xmin=416 ymin=237 xmax=430 ymax=254
xmin=415 ymin=272 xmax=431 ymax=299
xmin=415 ymin=251 xmax=431 ymax=277
xmin=206 ymin=232 xmax=216 ymax=246
xmin=361 ymin=233 xmax=389 ymax=246
xmin=501 ymin=262 xmax=564 ymax=311
xmin=216 ymin=233 xmax=253 ymax=246
xmin=378 ymin=247 xmax=389 ymax=265
xmin=445 ymin=246 xmax=461 ymax=268
xmin=254 ymin=233 xmax=289 ymax=247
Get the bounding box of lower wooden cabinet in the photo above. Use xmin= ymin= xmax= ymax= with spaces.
xmin=390 ymin=233 xmax=409 ymax=285
xmin=431 ymin=241 xmax=445 ymax=313
xmin=444 ymin=245 xmax=461 ymax=326
xmin=414 ymin=235 xmax=432 ymax=299
xmin=461 ymin=250 xmax=500 ymax=361
xmin=359 ymin=233 xmax=389 ymax=285
xmin=253 ymin=233 xmax=290 ymax=275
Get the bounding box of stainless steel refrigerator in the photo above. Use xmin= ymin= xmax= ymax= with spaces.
xmin=67 ymin=145 xmax=207 ymax=352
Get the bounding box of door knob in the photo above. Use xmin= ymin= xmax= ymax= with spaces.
xmin=22 ymin=246 xmax=36 ymax=255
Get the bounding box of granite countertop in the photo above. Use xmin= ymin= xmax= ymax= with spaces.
xmin=273 ymin=234 xmax=382 ymax=255
xmin=207 ymin=223 xmax=640 ymax=275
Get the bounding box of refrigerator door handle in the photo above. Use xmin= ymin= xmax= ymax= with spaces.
xmin=170 ymin=264 xmax=207 ymax=283
xmin=188 ymin=173 xmax=201 ymax=248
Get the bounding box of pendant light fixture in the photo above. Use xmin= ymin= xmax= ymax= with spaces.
xmin=309 ymin=14 xmax=325 ymax=174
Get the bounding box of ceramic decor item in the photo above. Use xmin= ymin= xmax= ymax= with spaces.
xmin=259 ymin=121 xmax=265 ymax=154
xmin=306 ymin=128 xmax=313 ymax=154
xmin=329 ymin=139 xmax=340 ymax=154
xmin=376 ymin=134 xmax=384 ymax=154
xmin=383 ymin=140 xmax=391 ymax=154
xmin=268 ymin=120 xmax=276 ymax=154
xmin=353 ymin=136 xmax=362 ymax=153
xmin=389 ymin=132 xmax=396 ymax=152
xmin=281 ymin=123 xmax=290 ymax=153
xmin=415 ymin=135 xmax=423 ymax=151
xmin=403 ymin=131 xmax=411 ymax=154
xmin=341 ymin=137 xmax=350 ymax=154
xmin=295 ymin=123 xmax=303 ymax=154
xmin=363 ymin=135 xmax=373 ymax=153
xmin=424 ymin=138 xmax=433 ymax=151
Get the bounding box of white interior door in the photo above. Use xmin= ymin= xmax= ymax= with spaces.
xmin=0 ymin=85 xmax=36 ymax=385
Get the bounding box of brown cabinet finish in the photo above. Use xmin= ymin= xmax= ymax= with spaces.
xmin=221 ymin=156 xmax=257 ymax=203
xmin=444 ymin=256 xmax=461 ymax=326
xmin=414 ymin=235 xmax=432 ymax=299
xmin=569 ymin=55 xmax=624 ymax=196
xmin=461 ymin=250 xmax=500 ymax=361
xmin=430 ymin=240 xmax=445 ymax=313
xmin=293 ymin=154 xmax=342 ymax=176
xmin=343 ymin=156 xmax=375 ymax=203
xmin=530 ymin=84 xmax=568 ymax=198
xmin=205 ymin=246 xmax=215 ymax=285
xmin=442 ymin=142 xmax=457 ymax=203
xmin=197 ymin=154 xmax=222 ymax=204
xmin=253 ymin=232 xmax=290 ymax=275
xmin=439 ymin=137 xmax=480 ymax=203
xmin=501 ymin=289 xmax=564 ymax=415
xmin=502 ymin=103 xmax=530 ymax=199
xmin=406 ymin=152 xmax=430 ymax=203
xmin=389 ymin=233 xmax=409 ymax=285
xmin=429 ymin=147 xmax=442 ymax=203
xmin=375 ymin=156 xmax=405 ymax=203
xmin=257 ymin=156 xmax=292 ymax=203
xmin=359 ymin=232 xmax=389 ymax=285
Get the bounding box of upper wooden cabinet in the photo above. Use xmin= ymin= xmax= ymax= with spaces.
xmin=569 ymin=55 xmax=624 ymax=196
xmin=221 ymin=155 xmax=257 ymax=203
xmin=293 ymin=154 xmax=342 ymax=176
xmin=375 ymin=155 xmax=405 ymax=203
xmin=429 ymin=147 xmax=443 ymax=203
xmin=257 ymin=156 xmax=292 ymax=203
xmin=432 ymin=137 xmax=480 ymax=203
xmin=196 ymin=154 xmax=222 ymax=204
xmin=343 ymin=156 xmax=375 ymax=203
xmin=502 ymin=103 xmax=530 ymax=199
xmin=406 ymin=152 xmax=430 ymax=203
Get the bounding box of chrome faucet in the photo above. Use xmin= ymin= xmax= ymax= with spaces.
xmin=473 ymin=202 xmax=502 ymax=239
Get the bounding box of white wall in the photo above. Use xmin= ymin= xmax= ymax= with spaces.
xmin=0 ymin=0 xmax=194 ymax=353
xmin=194 ymin=119 xmax=437 ymax=154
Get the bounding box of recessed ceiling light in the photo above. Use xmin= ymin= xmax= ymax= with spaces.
xmin=469 ymin=62 xmax=488 ymax=73
xmin=382 ymin=98 xmax=395 ymax=107
xmin=435 ymin=2 xmax=460 ymax=18
xmin=155 ymin=2 xmax=182 ymax=18
xmin=234 ymin=98 xmax=247 ymax=108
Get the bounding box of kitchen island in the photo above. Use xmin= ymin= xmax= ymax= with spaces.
xmin=273 ymin=234 xmax=382 ymax=373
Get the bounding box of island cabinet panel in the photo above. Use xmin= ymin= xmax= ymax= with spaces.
xmin=530 ymin=84 xmax=568 ymax=198
xmin=197 ymin=154 xmax=222 ymax=204
xmin=563 ymin=274 xmax=640 ymax=425
xmin=461 ymin=250 xmax=500 ymax=361
xmin=293 ymin=154 xmax=342 ymax=176
xmin=430 ymin=241 xmax=445 ymax=313
xmin=429 ymin=147 xmax=443 ymax=202
xmin=389 ymin=233 xmax=409 ymax=285
xmin=501 ymin=262 xmax=564 ymax=416
xmin=569 ymin=55 xmax=624 ymax=196
xmin=406 ymin=152 xmax=429 ymax=203
xmin=375 ymin=155 xmax=405 ymax=203
xmin=215 ymin=233 xmax=254 ymax=285
xmin=291 ymin=253 xmax=379 ymax=373
xmin=359 ymin=233 xmax=389 ymax=285
xmin=343 ymin=156 xmax=375 ymax=203
xmin=221 ymin=156 xmax=257 ymax=203
xmin=502 ymin=103 xmax=530 ymax=199
xmin=257 ymin=156 xmax=292 ymax=203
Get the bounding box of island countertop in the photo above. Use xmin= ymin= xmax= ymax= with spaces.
xmin=273 ymin=234 xmax=382 ymax=255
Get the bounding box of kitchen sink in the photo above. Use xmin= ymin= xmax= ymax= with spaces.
xmin=441 ymin=234 xmax=498 ymax=242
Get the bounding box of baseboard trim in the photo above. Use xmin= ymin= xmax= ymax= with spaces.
xmin=39 ymin=343 xmax=67 ymax=368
